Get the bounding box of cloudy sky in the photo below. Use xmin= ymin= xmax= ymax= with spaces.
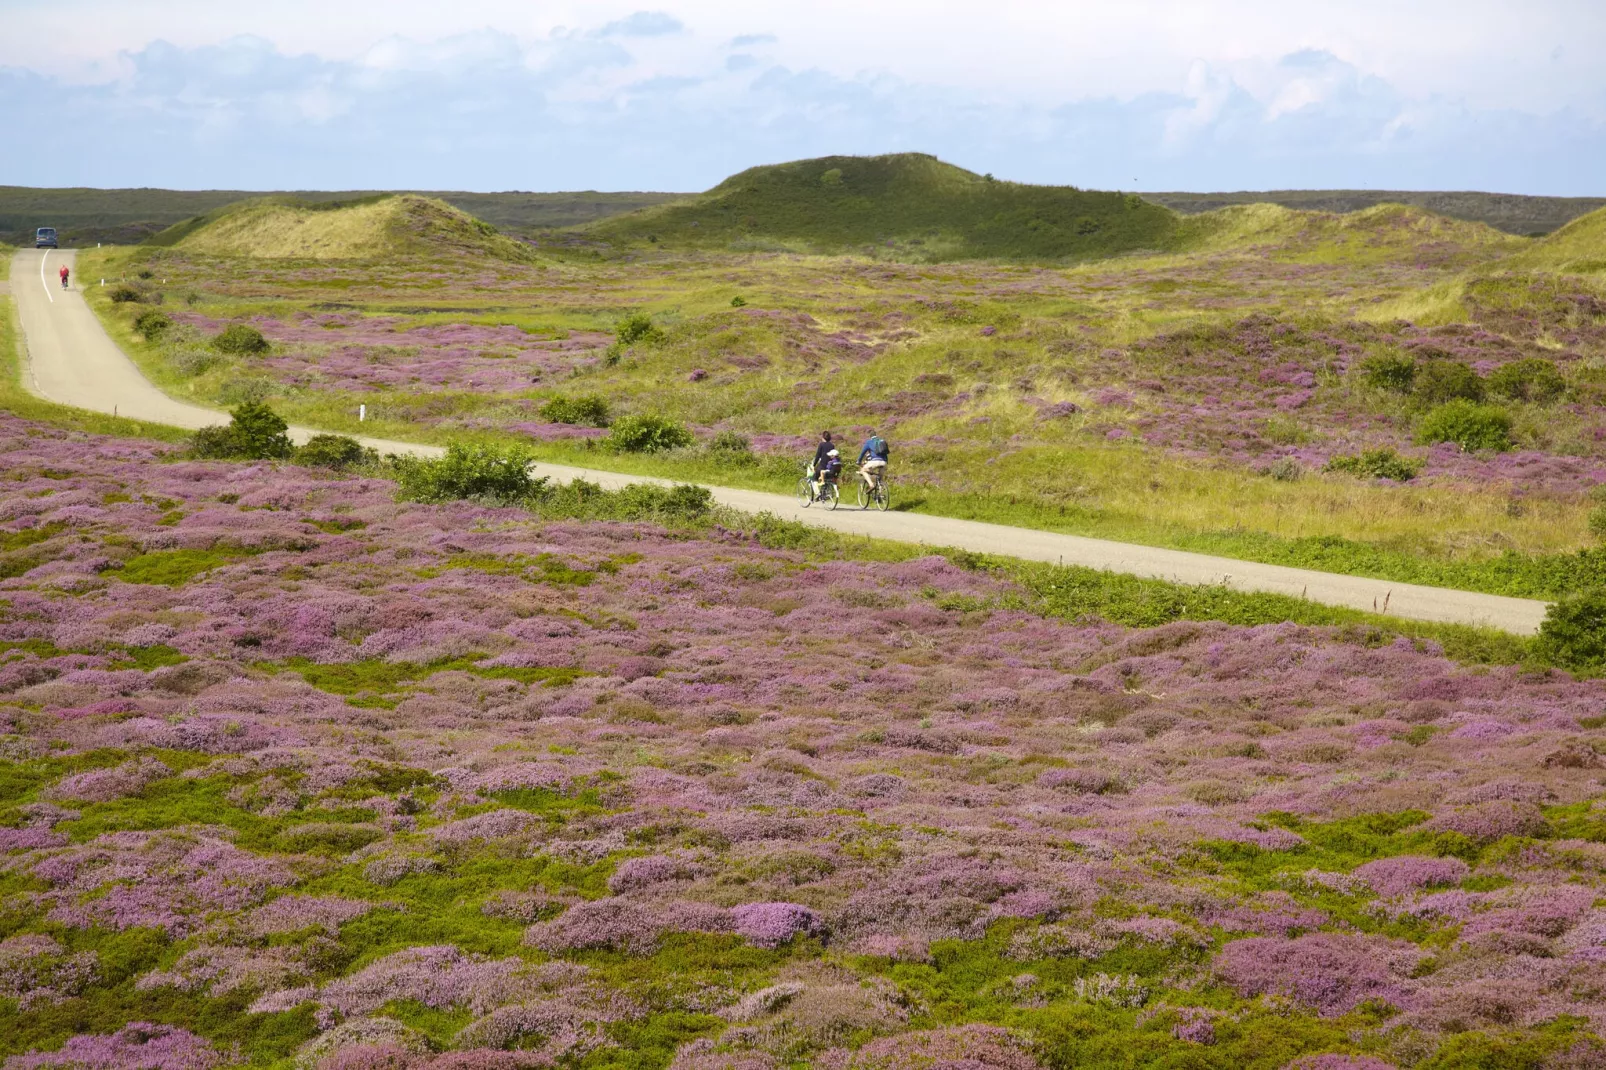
xmin=2 ymin=0 xmax=1603 ymax=194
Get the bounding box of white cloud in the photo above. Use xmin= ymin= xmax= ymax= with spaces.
xmin=0 ymin=2 xmax=1601 ymax=193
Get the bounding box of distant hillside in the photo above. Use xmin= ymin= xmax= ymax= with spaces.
xmin=1143 ymin=189 xmax=1605 ymax=236
xmin=1499 ymin=205 xmax=1606 ymax=274
xmin=582 ymin=153 xmax=1178 ymax=261
xmin=145 ymin=195 xmax=537 ymax=261
xmin=1175 ymin=202 xmax=1523 ymax=260
xmin=0 ymin=186 xmax=679 ymax=246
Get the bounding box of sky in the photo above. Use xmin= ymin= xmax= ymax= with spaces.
xmin=1 ymin=0 xmax=1603 ymax=195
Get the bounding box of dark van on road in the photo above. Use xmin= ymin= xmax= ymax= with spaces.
xmin=35 ymin=228 xmax=58 ymax=249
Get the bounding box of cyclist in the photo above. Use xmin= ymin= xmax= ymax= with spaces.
xmin=815 ymin=448 xmax=843 ymax=500
xmin=857 ymin=430 xmax=890 ymax=493
xmin=59 ymin=264 xmax=70 ymax=290
xmin=806 ymin=432 xmax=835 ymax=501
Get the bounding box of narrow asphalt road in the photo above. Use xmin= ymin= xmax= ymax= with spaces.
xmin=10 ymin=248 xmax=1550 ymax=635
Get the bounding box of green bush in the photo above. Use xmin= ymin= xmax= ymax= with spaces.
xmin=730 ymin=296 xmax=748 ymax=307
xmin=1487 ymin=358 xmax=1568 ymax=404
xmin=392 ymin=442 xmax=540 ymax=503
xmin=539 ymin=394 xmax=612 ymax=427
xmin=1590 ymin=507 xmax=1606 ymax=542
xmin=1536 ymin=588 xmax=1606 ymax=672
xmin=108 ymin=286 xmax=141 ymax=304
xmin=213 ymin=323 xmax=270 ymax=355
xmin=604 ymin=414 xmax=695 ymax=453
xmin=1411 ymin=359 xmax=1484 ymax=406
xmin=189 ymin=401 xmax=294 ymax=460
xmin=529 ymin=479 xmax=714 ymax=523
xmin=615 ymin=313 xmax=665 ymax=347
xmin=1415 ymin=400 xmax=1513 ymax=452
xmin=1324 ymin=448 xmax=1423 ymax=482
xmin=133 ymin=309 xmax=172 ymax=340
xmin=708 ymin=430 xmax=751 ymax=453
xmin=1360 ymin=354 xmax=1416 ymax=393
xmin=295 ymin=434 xmax=374 ymax=470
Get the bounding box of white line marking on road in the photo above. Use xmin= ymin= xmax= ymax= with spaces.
xmin=40 ymin=249 xmax=53 ymax=304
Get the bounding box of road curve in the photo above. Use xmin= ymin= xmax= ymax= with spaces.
xmin=10 ymin=248 xmax=1550 ymax=635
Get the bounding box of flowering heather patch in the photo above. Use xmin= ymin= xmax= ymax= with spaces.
xmin=1 ymin=413 xmax=1605 ymax=1067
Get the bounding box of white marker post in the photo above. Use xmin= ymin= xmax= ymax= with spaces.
xmin=359 ymin=404 xmax=366 ymax=422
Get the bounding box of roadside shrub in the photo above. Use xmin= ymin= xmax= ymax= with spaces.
xmin=1415 ymin=400 xmax=1513 ymax=452
xmin=604 ymin=414 xmax=695 ymax=453
xmin=615 ymin=313 xmax=665 ymax=347
xmin=1487 ymin=358 xmax=1567 ymax=404
xmin=295 ymin=434 xmax=373 ymax=470
xmin=212 ymin=324 xmax=270 ymax=355
xmin=188 ymin=401 xmax=294 ymax=460
xmin=109 ymin=286 xmax=142 ymax=304
xmin=1411 ymin=359 xmax=1484 ymax=406
xmin=392 ymin=442 xmax=539 ymax=503
xmin=1360 ymin=354 xmax=1415 ymax=393
xmin=1535 ymin=588 xmax=1606 ymax=672
xmin=528 ymin=479 xmax=713 ymax=523
xmin=133 ymin=310 xmax=172 ymax=340
xmin=540 ymin=394 xmax=611 ymax=427
xmin=1324 ymin=448 xmax=1423 ymax=482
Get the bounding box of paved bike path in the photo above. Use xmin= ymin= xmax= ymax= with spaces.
xmin=10 ymin=248 xmax=1550 ymax=635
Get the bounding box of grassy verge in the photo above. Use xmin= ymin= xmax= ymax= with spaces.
xmin=0 ymin=249 xmax=189 ymax=442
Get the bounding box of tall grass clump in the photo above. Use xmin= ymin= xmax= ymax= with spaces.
xmin=189 ymin=401 xmax=294 ymax=460
xmin=392 ymin=443 xmax=538 ymax=503
xmin=1415 ymin=400 xmax=1513 ymax=452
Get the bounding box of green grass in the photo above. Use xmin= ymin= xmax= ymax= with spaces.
xmin=585 ymin=153 xmax=1179 ymax=261
xmin=112 ymin=548 xmax=248 ymax=586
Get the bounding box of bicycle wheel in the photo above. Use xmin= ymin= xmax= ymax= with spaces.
xmin=874 ymin=478 xmax=890 ymax=511
xmin=796 ymin=477 xmax=813 ymax=508
xmin=856 ymin=478 xmax=871 ymax=510
xmin=826 ymin=483 xmax=840 ymax=510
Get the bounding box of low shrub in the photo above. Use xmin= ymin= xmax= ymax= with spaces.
xmin=1415 ymin=400 xmax=1512 ymax=452
xmin=1411 ymin=359 xmax=1484 ymax=407
xmin=1262 ymin=458 xmax=1302 ymax=482
xmin=1359 ymin=354 xmax=1415 ymax=393
xmin=213 ymin=323 xmax=270 ymax=355
xmin=133 ymin=310 xmax=172 ymax=340
xmin=615 ymin=313 xmax=665 ymax=347
xmin=1590 ymin=507 xmax=1606 ymax=542
xmin=730 ymin=296 xmax=748 ymax=307
xmin=295 ymin=434 xmax=374 ymax=470
xmin=604 ymin=414 xmax=695 ymax=453
xmin=108 ymin=286 xmax=141 ymax=304
xmin=1324 ymin=448 xmax=1423 ymax=482
xmin=1487 ymin=358 xmax=1567 ymax=404
xmin=188 ymin=401 xmax=294 ymax=460
xmin=708 ymin=430 xmax=752 ymax=454
xmin=539 ymin=394 xmax=612 ymax=427
xmin=1535 ymin=588 xmax=1606 ymax=672
xmin=392 ymin=442 xmax=539 ymax=503
xmin=524 ymin=478 xmax=714 ymax=523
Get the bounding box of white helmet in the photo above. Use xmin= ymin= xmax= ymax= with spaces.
xmin=827 ymin=449 xmax=839 ymax=457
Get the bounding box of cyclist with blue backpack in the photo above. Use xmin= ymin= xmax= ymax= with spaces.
xmin=857 ymin=430 xmax=890 ymax=493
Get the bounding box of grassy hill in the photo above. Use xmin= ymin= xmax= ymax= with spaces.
xmin=1145 ymin=188 xmax=1606 ymax=236
xmin=1175 ymin=202 xmax=1524 ymax=262
xmin=1499 ymin=204 xmax=1606 ymax=274
xmin=582 ymin=153 xmax=1179 ymax=261
xmin=145 ymin=194 xmax=537 ymax=261
xmin=0 ymin=186 xmax=679 ymax=246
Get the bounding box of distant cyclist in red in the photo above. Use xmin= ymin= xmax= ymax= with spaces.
xmin=59 ymin=264 xmax=69 ymax=289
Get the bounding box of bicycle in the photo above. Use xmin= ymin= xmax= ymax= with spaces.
xmin=856 ymin=465 xmax=890 ymax=511
xmin=795 ymin=466 xmax=840 ymax=510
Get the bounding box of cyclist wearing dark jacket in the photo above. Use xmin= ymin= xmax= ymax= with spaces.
xmin=812 ymin=432 xmax=835 ymax=472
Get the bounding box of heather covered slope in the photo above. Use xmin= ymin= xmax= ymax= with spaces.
xmin=2 ymin=414 xmax=1606 ymax=1069
xmin=145 ymin=195 xmax=538 ymax=262
xmin=583 ymin=153 xmax=1178 ymax=261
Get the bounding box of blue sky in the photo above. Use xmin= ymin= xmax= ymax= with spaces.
xmin=1 ymin=0 xmax=1602 ymax=194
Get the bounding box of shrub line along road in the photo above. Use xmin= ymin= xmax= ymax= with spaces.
xmin=10 ymin=248 xmax=1550 ymax=636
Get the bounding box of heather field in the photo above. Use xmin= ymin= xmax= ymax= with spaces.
xmin=76 ymin=192 xmax=1606 ymax=598
xmin=2 ymin=414 xmax=1606 ymax=1069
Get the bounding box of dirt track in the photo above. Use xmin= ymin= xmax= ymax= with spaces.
xmin=10 ymin=248 xmax=1551 ymax=635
